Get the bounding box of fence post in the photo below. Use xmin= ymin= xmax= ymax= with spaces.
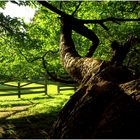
xmin=18 ymin=81 xmax=21 ymax=98
xmin=57 ymin=85 xmax=60 ymax=94
xmin=74 ymin=85 xmax=77 ymax=91
xmin=44 ymin=77 xmax=47 ymax=95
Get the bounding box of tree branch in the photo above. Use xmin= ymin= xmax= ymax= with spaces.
xmin=38 ymin=1 xmax=140 ymax=58
xmin=19 ymin=49 xmax=59 ymax=63
xmin=19 ymin=49 xmax=76 ymax=84
xmin=80 ymin=17 xmax=140 ymax=24
xmin=72 ymin=1 xmax=82 ymax=16
xmin=38 ymin=1 xmax=68 ymax=17
xmin=18 ymin=49 xmax=42 ymax=63
xmin=38 ymin=1 xmax=140 ymax=28
xmin=42 ymin=53 xmax=77 ymax=84
xmin=38 ymin=1 xmax=107 ymax=30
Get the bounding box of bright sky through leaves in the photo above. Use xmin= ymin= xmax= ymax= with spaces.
xmin=0 ymin=2 xmax=35 ymax=22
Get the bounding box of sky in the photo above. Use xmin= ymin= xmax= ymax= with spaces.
xmin=0 ymin=2 xmax=36 ymax=23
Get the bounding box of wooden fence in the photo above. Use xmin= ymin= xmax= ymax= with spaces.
xmin=57 ymin=83 xmax=78 ymax=94
xmin=0 ymin=80 xmax=47 ymax=98
xmin=0 ymin=80 xmax=78 ymax=98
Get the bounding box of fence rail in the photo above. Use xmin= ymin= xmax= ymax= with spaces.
xmin=57 ymin=83 xmax=78 ymax=94
xmin=0 ymin=81 xmax=47 ymax=98
xmin=0 ymin=80 xmax=78 ymax=98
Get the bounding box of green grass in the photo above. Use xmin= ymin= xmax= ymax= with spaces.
xmin=0 ymin=81 xmax=75 ymax=139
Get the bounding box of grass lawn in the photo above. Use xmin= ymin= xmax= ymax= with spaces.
xmin=0 ymin=81 xmax=75 ymax=139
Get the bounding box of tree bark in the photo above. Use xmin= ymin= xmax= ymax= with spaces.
xmin=60 ymin=17 xmax=102 ymax=83
xmin=50 ymin=70 xmax=140 ymax=138
xmin=50 ymin=17 xmax=140 ymax=139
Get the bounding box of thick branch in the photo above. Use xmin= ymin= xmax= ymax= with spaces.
xmin=38 ymin=1 xmax=68 ymax=17
xmin=61 ymin=17 xmax=99 ymax=57
xmin=38 ymin=1 xmax=108 ymax=30
xmin=80 ymin=17 xmax=140 ymax=24
xmin=110 ymin=37 xmax=134 ymax=66
xmin=38 ymin=1 xmax=140 ymax=58
xmin=38 ymin=1 xmax=140 ymax=28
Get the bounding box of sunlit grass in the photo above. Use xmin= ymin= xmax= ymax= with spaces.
xmin=0 ymin=82 xmax=75 ymax=117
xmin=0 ymin=81 xmax=76 ymax=138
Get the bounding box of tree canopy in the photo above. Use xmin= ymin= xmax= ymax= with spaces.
xmin=0 ymin=1 xmax=139 ymax=81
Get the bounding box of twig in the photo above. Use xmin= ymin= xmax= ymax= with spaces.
xmin=19 ymin=49 xmax=59 ymax=63
xmin=42 ymin=53 xmax=77 ymax=84
xmin=72 ymin=2 xmax=82 ymax=16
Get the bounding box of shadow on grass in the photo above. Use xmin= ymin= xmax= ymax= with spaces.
xmin=0 ymin=106 xmax=61 ymax=139
xmin=21 ymin=95 xmax=55 ymax=101
xmin=0 ymin=95 xmax=54 ymax=108
xmin=0 ymin=90 xmax=74 ymax=138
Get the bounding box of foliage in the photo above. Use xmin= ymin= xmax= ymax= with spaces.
xmin=0 ymin=1 xmax=139 ymax=80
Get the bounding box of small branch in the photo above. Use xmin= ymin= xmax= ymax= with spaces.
xmin=19 ymin=49 xmax=59 ymax=63
xmin=38 ymin=1 xmax=67 ymax=17
xmin=19 ymin=48 xmax=76 ymax=84
xmin=72 ymin=2 xmax=82 ymax=16
xmin=110 ymin=36 xmax=136 ymax=66
xmin=80 ymin=17 xmax=140 ymax=24
xmin=99 ymin=22 xmax=109 ymax=31
xmin=10 ymin=1 xmax=20 ymax=6
xmin=59 ymin=1 xmax=63 ymax=10
xmin=0 ymin=23 xmax=13 ymax=33
xmin=18 ymin=49 xmax=42 ymax=63
xmin=42 ymin=53 xmax=77 ymax=84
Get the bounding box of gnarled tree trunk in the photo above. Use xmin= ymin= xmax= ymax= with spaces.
xmin=50 ymin=17 xmax=140 ymax=139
